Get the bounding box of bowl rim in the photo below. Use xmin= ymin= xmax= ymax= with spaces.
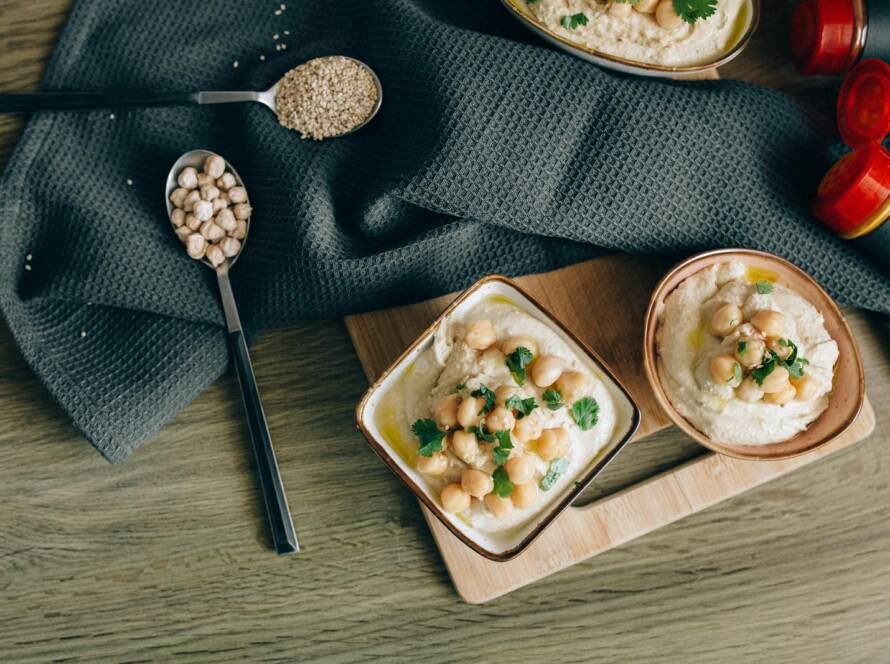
xmin=500 ymin=0 xmax=761 ymax=75
xmin=355 ymin=274 xmax=642 ymax=562
xmin=642 ymin=248 xmax=865 ymax=460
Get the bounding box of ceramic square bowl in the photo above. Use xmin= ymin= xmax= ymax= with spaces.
xmin=356 ymin=275 xmax=640 ymax=561
xmin=642 ymin=249 xmax=865 ymax=460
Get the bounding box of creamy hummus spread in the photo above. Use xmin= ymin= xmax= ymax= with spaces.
xmin=656 ymin=261 xmax=838 ymax=445
xmin=526 ymin=0 xmax=748 ymax=67
xmin=377 ymin=297 xmax=617 ymax=534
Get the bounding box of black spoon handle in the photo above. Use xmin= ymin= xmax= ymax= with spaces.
xmin=0 ymin=91 xmax=199 ymax=112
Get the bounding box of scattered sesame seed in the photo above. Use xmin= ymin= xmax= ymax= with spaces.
xmin=274 ymin=9 xmax=281 ymax=15
xmin=109 ymin=113 xmax=115 ymax=120
xmin=284 ymin=30 xmax=290 ymax=35
xmin=281 ymin=3 xmax=286 ymax=9
xmin=80 ymin=330 xmax=87 ymax=338
xmin=273 ymin=33 xmax=279 ymax=40
xmin=259 ymin=54 xmax=266 ymax=61
xmin=126 ymin=178 xmax=133 ymax=186
xmin=233 ymin=60 xmax=239 ymax=68
xmin=26 ymin=253 xmax=32 ymax=261
xmin=281 ymin=44 xmax=287 ymax=50
xmin=24 ymin=264 xmax=32 ymax=271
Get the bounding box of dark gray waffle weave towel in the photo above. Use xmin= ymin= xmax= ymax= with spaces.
xmin=1 ymin=0 xmax=887 ymax=462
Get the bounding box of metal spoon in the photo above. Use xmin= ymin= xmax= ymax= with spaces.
xmin=0 ymin=57 xmax=383 ymax=137
xmin=165 ymin=149 xmax=298 ymax=556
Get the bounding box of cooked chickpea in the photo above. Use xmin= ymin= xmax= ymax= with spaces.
xmin=768 ymin=338 xmax=794 ymax=360
xmin=554 ymin=370 xmax=589 ymax=402
xmin=609 ymin=1 xmax=632 ymax=17
xmin=511 ymin=482 xmax=538 ymax=508
xmin=735 ymin=376 xmax=764 ymax=403
xmin=233 ymin=203 xmax=253 ymax=220
xmin=177 ymin=166 xmax=198 ymax=190
xmin=634 ymin=0 xmax=659 ymax=13
xmin=531 ymin=355 xmax=565 ymax=388
xmin=709 ymin=303 xmax=743 ymax=337
xmin=204 ymin=154 xmax=226 ymax=179
xmin=228 ymin=186 xmax=248 ymax=203
xmin=433 ymin=393 xmax=461 ymax=429
xmin=495 ymin=385 xmax=522 ymax=407
xmin=505 ymin=454 xmax=536 ymax=485
xmin=734 ymin=337 xmax=766 ymax=369
xmin=486 ymin=406 xmax=515 ymax=433
xmin=764 ymin=384 xmax=796 ymax=405
xmin=416 ymin=452 xmax=448 ymax=475
xmin=513 ymin=413 xmax=543 ymax=443
xmin=451 ymin=430 xmax=480 ymax=464
xmin=760 ymin=365 xmax=790 ymax=394
xmin=709 ymin=354 xmax=742 ymax=386
xmin=466 ymin=320 xmax=497 ymax=350
xmin=461 ymin=468 xmax=494 ymax=499
xmin=501 ymin=336 xmax=538 ymax=357
xmin=751 ymin=310 xmax=785 ymax=338
xmin=480 ymin=348 xmax=505 ymax=374
xmin=458 ymin=396 xmax=484 ymax=429
xmin=536 ymin=428 xmax=570 ymax=461
xmin=441 ymin=484 xmax=471 ymax=513
xmin=169 ymin=187 xmax=189 ymax=208
xmin=655 ymin=0 xmax=684 ymax=28
xmin=484 ymin=493 xmax=514 ymax=518
xmin=791 ymin=374 xmax=820 ymax=401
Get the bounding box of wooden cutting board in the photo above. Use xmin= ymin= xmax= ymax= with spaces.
xmin=345 ymin=254 xmax=876 ymax=603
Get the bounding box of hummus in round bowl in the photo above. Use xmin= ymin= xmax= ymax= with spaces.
xmin=656 ymin=261 xmax=839 ymax=445
xmin=525 ymin=0 xmax=750 ymax=68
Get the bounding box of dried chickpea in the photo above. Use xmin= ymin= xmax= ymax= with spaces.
xmin=531 ymin=355 xmax=565 ymax=388
xmin=206 ymin=244 xmax=226 ymax=267
xmin=709 ymin=354 xmax=742 ymax=386
xmin=736 ymin=376 xmax=764 ymax=403
xmin=751 ymin=310 xmax=785 ymax=338
xmin=458 ymin=396 xmax=484 ymax=429
xmin=764 ymin=384 xmax=796 ymax=405
xmin=177 ymin=166 xmax=198 ymax=190
xmin=232 ymin=220 xmax=248 ymax=240
xmin=634 ymin=0 xmax=659 ymax=13
xmin=513 ymin=413 xmax=542 ymax=443
xmin=484 ymin=494 xmax=513 ymax=519
xmin=760 ymin=365 xmax=790 ymax=394
xmin=554 ymin=370 xmax=589 ymax=402
xmin=511 ymin=482 xmax=538 ymax=508
xmin=174 ymin=226 xmax=192 ymax=242
xmin=791 ymin=374 xmax=820 ymax=401
xmin=216 ymin=208 xmax=237 ymax=232
xmin=416 ymin=452 xmax=448 ymax=475
xmin=734 ymin=337 xmax=765 ymax=369
xmin=441 ymin=484 xmax=471 ymax=513
xmin=218 ymin=192 xmax=231 ymax=207
xmin=185 ymin=214 xmax=202 ymax=231
xmin=433 ymin=394 xmax=461 ymax=429
xmin=609 ymin=1 xmax=632 ymax=17
xmin=196 ymin=172 xmax=215 ymax=188
xmin=486 ymin=406 xmax=515 ymax=433
xmin=466 ymin=319 xmax=497 ymax=350
xmin=655 ymin=0 xmax=684 ymax=28
xmin=183 ymin=189 xmax=201 ymax=212
xmin=461 ymin=468 xmax=494 ymax=499
xmin=451 ymin=430 xmax=480 ymax=464
xmin=170 ymin=208 xmax=186 ymax=227
xmin=228 ymin=186 xmax=248 ymax=203
xmin=709 ymin=303 xmax=743 ymax=337
xmin=193 ymin=200 xmax=214 ymax=222
xmin=186 ymin=233 xmax=207 ymax=259
xmin=233 ymin=203 xmax=252 ymax=220
xmin=204 ymin=154 xmax=226 ymax=179
xmin=220 ymin=237 xmax=242 ymax=258
xmin=501 ymin=336 xmax=537 ymax=357
xmin=505 ymin=454 xmax=535 ymax=485
xmin=200 ymin=220 xmax=225 ymax=242
xmin=169 ymin=187 xmax=189 ymax=208
xmin=536 ymin=428 xmax=569 ymax=461
xmin=200 ymin=184 xmax=220 ymax=202
xmin=217 ymin=172 xmax=236 ymax=191
xmin=212 ymin=197 xmax=228 ymax=214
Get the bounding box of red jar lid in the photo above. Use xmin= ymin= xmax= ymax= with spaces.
xmin=837 ymin=59 xmax=890 ymax=148
xmin=790 ymin=0 xmax=858 ymax=75
xmin=813 ymin=143 xmax=890 ymax=235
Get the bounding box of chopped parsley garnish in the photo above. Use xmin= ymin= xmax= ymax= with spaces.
xmin=540 ymin=458 xmax=570 ymax=491
xmin=560 ymin=12 xmax=588 ymax=29
xmin=467 ymin=424 xmax=496 ymax=443
xmin=751 ymin=351 xmax=779 ymax=386
xmin=543 ymin=388 xmax=564 ymax=411
xmin=455 ymin=381 xmax=466 ymax=392
xmin=411 ymin=419 xmax=446 ymax=457
xmin=471 ymin=384 xmax=496 ymax=415
xmin=737 ymin=341 xmax=748 ymax=356
xmin=786 ymin=357 xmax=810 ymax=379
xmin=732 ymin=362 xmax=743 ymax=385
xmin=570 ymin=396 xmax=599 ymax=431
xmin=777 ymin=338 xmax=797 ymax=364
xmin=492 ymin=466 xmax=515 ymax=497
xmin=755 ymin=279 xmax=774 ymax=295
xmin=505 ymin=346 xmax=534 ymax=386
xmin=505 ymin=394 xmax=538 ymax=419
xmin=672 ymin=0 xmax=718 ymax=24
xmin=492 ymin=430 xmax=514 ymax=466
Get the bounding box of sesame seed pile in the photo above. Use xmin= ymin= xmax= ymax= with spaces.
xmin=275 ymin=56 xmax=379 ymax=141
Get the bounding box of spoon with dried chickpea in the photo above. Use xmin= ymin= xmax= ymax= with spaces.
xmin=165 ymin=149 xmax=299 ymax=556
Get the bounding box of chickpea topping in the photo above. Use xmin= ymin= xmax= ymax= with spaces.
xmin=709 ymin=303 xmax=743 ymax=337
xmin=791 ymin=374 xmax=820 ymax=401
xmin=764 ymin=384 xmax=796 ymax=405
xmin=734 ymin=337 xmax=766 ymax=369
xmin=441 ymin=484 xmax=471 ymax=513
xmin=655 ymin=0 xmax=684 ymax=28
xmin=768 ymin=338 xmax=794 ymax=360
xmin=416 ymin=452 xmax=448 ymax=475
xmin=751 ymin=310 xmax=785 ymax=338
xmin=554 ymin=370 xmax=589 ymax=402
xmin=486 ymin=406 xmax=515 ymax=433
xmin=513 ymin=412 xmax=543 ymax=443
xmin=511 ymin=482 xmax=538 ymax=508
xmin=760 ymin=365 xmax=790 ymax=394
xmin=505 ymin=454 xmax=536 ymax=485
xmin=536 ymin=428 xmax=569 ymax=461
xmin=480 ymin=347 xmax=505 ymax=374
xmin=709 ymin=354 xmax=742 ymax=387
xmin=531 ymin=355 xmax=565 ymax=388
xmin=501 ymin=336 xmax=538 ymax=357
xmin=457 ymin=396 xmax=484 ymax=429
xmin=736 ymin=376 xmax=764 ymax=403
xmin=433 ymin=393 xmax=461 ymax=429
xmin=451 ymin=430 xmax=480 ymax=464
xmin=466 ymin=320 xmax=497 ymax=350
xmin=461 ymin=468 xmax=494 ymax=499
xmin=495 ymin=385 xmax=522 ymax=407
xmin=634 ymin=0 xmax=659 ymax=13
xmin=609 ymin=1 xmax=632 ymax=17
xmin=484 ymin=493 xmax=514 ymax=519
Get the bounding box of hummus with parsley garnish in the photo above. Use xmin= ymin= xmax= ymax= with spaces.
xmin=377 ymin=297 xmax=617 ymax=533
xmin=656 ymin=261 xmax=839 ymax=445
xmin=525 ymin=0 xmax=748 ymax=68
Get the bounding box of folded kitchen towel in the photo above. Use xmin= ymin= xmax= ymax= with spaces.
xmin=1 ymin=0 xmax=887 ymax=462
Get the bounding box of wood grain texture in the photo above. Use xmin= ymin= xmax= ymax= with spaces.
xmin=1 ymin=0 xmax=889 ymax=662
xmin=346 ymin=256 xmax=876 ymax=603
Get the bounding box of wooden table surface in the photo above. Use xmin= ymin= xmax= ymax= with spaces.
xmin=1 ymin=1 xmax=888 ymax=662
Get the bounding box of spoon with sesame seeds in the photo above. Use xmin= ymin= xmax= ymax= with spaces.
xmin=0 ymin=56 xmax=382 ymax=140
xmin=165 ymin=148 xmax=299 ymax=556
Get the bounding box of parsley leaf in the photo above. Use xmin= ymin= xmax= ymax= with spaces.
xmin=471 ymin=384 xmax=496 ymax=415
xmin=492 ymin=466 xmax=515 ymax=497
xmin=543 ymin=388 xmax=564 ymax=411
xmin=411 ymin=419 xmax=446 ymax=457
xmin=751 ymin=351 xmax=779 ymax=386
xmin=560 ymin=12 xmax=589 ymax=29
xmin=467 ymin=425 xmax=496 ymax=443
xmin=455 ymin=381 xmax=466 ymax=392
xmin=786 ymin=357 xmax=810 ymax=379
xmin=505 ymin=394 xmax=538 ymax=419
xmin=570 ymin=396 xmax=599 ymax=431
xmin=672 ymin=0 xmax=717 ymax=24
xmin=492 ymin=430 xmax=514 ymax=466
xmin=540 ymin=458 xmax=570 ymax=491
xmin=505 ymin=346 xmax=534 ymax=386
xmin=737 ymin=340 xmax=748 ymax=356
xmin=732 ymin=362 xmax=743 ymax=385
xmin=777 ymin=338 xmax=798 ymax=365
